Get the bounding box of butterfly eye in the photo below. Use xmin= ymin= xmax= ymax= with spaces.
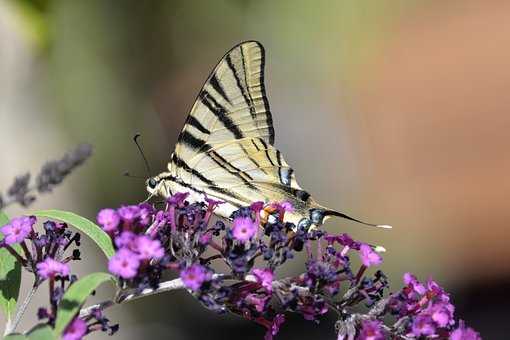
xmin=148 ymin=178 xmax=158 ymax=189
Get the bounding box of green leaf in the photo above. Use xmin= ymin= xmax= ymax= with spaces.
xmin=54 ymin=272 xmax=115 ymax=336
xmin=27 ymin=324 xmax=54 ymax=340
xmin=0 ymin=211 xmax=22 ymax=324
xmin=4 ymin=324 xmax=56 ymax=340
xmin=4 ymin=334 xmax=27 ymax=340
xmin=0 ymin=212 xmax=10 ymax=226
xmin=33 ymin=210 xmax=114 ymax=258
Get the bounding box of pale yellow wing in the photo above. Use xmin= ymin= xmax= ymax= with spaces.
xmin=170 ymin=41 xmax=274 ymax=179
xmin=184 ymin=138 xmax=314 ymax=215
xmin=159 ymin=41 xmax=390 ymax=229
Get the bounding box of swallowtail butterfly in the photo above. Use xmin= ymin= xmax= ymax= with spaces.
xmin=146 ymin=41 xmax=390 ymax=230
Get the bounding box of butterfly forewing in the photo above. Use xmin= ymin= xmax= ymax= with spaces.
xmin=170 ymin=41 xmax=274 ymax=179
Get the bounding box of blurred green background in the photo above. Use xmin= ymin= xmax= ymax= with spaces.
xmin=1 ymin=0 xmax=509 ymax=338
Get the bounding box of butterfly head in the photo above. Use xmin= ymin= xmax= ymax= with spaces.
xmin=146 ymin=176 xmax=158 ymax=191
xmin=145 ymin=174 xmax=166 ymax=198
xmin=146 ymin=172 xmax=179 ymax=199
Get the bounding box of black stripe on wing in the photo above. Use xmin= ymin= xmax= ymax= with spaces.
xmin=239 ymin=141 xmax=269 ymax=176
xmin=186 ymin=115 xmax=211 ymax=135
xmin=200 ymin=91 xmax=243 ymax=139
xmin=239 ymin=47 xmax=257 ymax=120
xmin=172 ymin=155 xmax=214 ymax=186
xmin=257 ymin=43 xmax=275 ymax=145
xmin=209 ymin=73 xmax=232 ymax=105
xmin=179 ymin=131 xmax=211 ymax=153
xmin=172 ymin=155 xmax=249 ymax=204
xmin=207 ymin=150 xmax=259 ymax=191
xmin=259 ymin=139 xmax=275 ymax=166
xmin=226 ymin=54 xmax=255 ymax=120
xmin=261 ymin=182 xmax=311 ymax=203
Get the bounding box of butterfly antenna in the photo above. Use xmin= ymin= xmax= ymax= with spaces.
xmin=133 ymin=133 xmax=152 ymax=177
xmin=122 ymin=171 xmax=145 ymax=179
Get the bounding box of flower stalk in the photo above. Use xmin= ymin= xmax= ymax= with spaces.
xmin=5 ymin=283 xmax=39 ymax=335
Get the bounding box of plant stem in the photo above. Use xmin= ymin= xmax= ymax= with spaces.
xmin=79 ymin=274 xmax=230 ymax=319
xmin=79 ymin=277 xmax=186 ymax=319
xmin=5 ymin=283 xmax=38 ymax=335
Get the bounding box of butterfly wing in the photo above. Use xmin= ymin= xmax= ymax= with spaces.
xmin=166 ymin=41 xmax=326 ymax=225
xmin=163 ymin=41 xmax=389 ymax=229
xmin=170 ymin=41 xmax=274 ymax=181
xmin=185 ymin=137 xmax=318 ymax=225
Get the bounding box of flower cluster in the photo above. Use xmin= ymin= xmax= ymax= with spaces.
xmin=335 ymin=272 xmax=481 ymax=340
xmin=386 ymin=273 xmax=481 ymax=339
xmin=61 ymin=309 xmax=119 ymax=340
xmin=0 ymin=216 xmax=80 ymax=279
xmin=0 ymin=216 xmax=116 ymax=339
xmin=0 ymin=144 xmax=92 ymax=209
xmin=100 ymin=194 xmax=476 ymax=340
xmin=97 ymin=194 xmax=481 ymax=339
xmin=97 ymin=203 xmax=168 ymax=289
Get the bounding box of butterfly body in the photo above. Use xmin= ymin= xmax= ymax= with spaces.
xmin=149 ymin=164 xmax=331 ymax=229
xmin=147 ymin=41 xmax=390 ymax=230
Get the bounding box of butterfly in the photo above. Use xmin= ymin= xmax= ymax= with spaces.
xmin=145 ymin=41 xmax=390 ymax=230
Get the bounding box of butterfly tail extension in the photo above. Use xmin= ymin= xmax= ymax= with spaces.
xmin=308 ymin=205 xmax=392 ymax=229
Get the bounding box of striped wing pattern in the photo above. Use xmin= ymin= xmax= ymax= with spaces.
xmin=156 ymin=41 xmax=388 ymax=229
xmin=147 ymin=41 xmax=389 ymax=228
xmin=189 ymin=137 xmax=311 ymax=207
xmin=170 ymin=41 xmax=274 ymax=178
xmin=163 ymin=41 xmax=321 ymax=225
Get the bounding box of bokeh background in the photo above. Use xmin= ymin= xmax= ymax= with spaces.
xmin=1 ymin=0 xmax=509 ymax=338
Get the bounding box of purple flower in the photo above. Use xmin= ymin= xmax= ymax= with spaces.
xmin=180 ymin=264 xmax=208 ymax=291
xmin=245 ymin=293 xmax=269 ymax=313
xmin=264 ymin=314 xmax=285 ymax=340
xmin=427 ymin=278 xmax=449 ymax=302
xmin=167 ymin=192 xmax=189 ymax=205
xmin=298 ymin=297 xmax=328 ymax=321
xmin=356 ymin=319 xmax=385 ymax=340
xmin=279 ymin=201 xmax=294 ymax=212
xmin=1 ymin=216 xmax=35 ymax=245
xmin=62 ymin=317 xmax=87 ymax=340
xmin=97 ymin=209 xmax=120 ymax=233
xmin=114 ymin=231 xmax=136 ymax=249
xmin=36 ymin=258 xmax=70 ymax=279
xmin=325 ymin=233 xmax=360 ymax=250
xmin=450 ymin=320 xmax=481 ymax=340
xmin=427 ymin=301 xmax=454 ymax=327
xmin=135 ymin=235 xmax=164 ymax=260
xmin=205 ymin=197 xmax=224 ymax=210
xmin=138 ymin=203 xmax=153 ymax=227
xmin=403 ymin=272 xmax=426 ymax=295
xmin=358 ymin=244 xmax=382 ymax=267
xmin=252 ymin=268 xmax=274 ymax=293
xmin=232 ymin=216 xmax=257 ymax=242
xmin=199 ymin=232 xmax=212 ymax=245
xmin=411 ymin=314 xmax=436 ymax=337
xmin=108 ymin=248 xmax=140 ymax=279
xmin=250 ymin=201 xmax=264 ymax=213
xmin=118 ymin=205 xmax=140 ymax=224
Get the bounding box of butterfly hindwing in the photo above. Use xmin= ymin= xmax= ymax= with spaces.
xmin=187 ymin=138 xmax=316 ymax=223
xmin=188 ymin=138 xmax=302 ymax=191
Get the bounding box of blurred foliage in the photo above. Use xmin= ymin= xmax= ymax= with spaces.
xmin=10 ymin=0 xmax=51 ymax=49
